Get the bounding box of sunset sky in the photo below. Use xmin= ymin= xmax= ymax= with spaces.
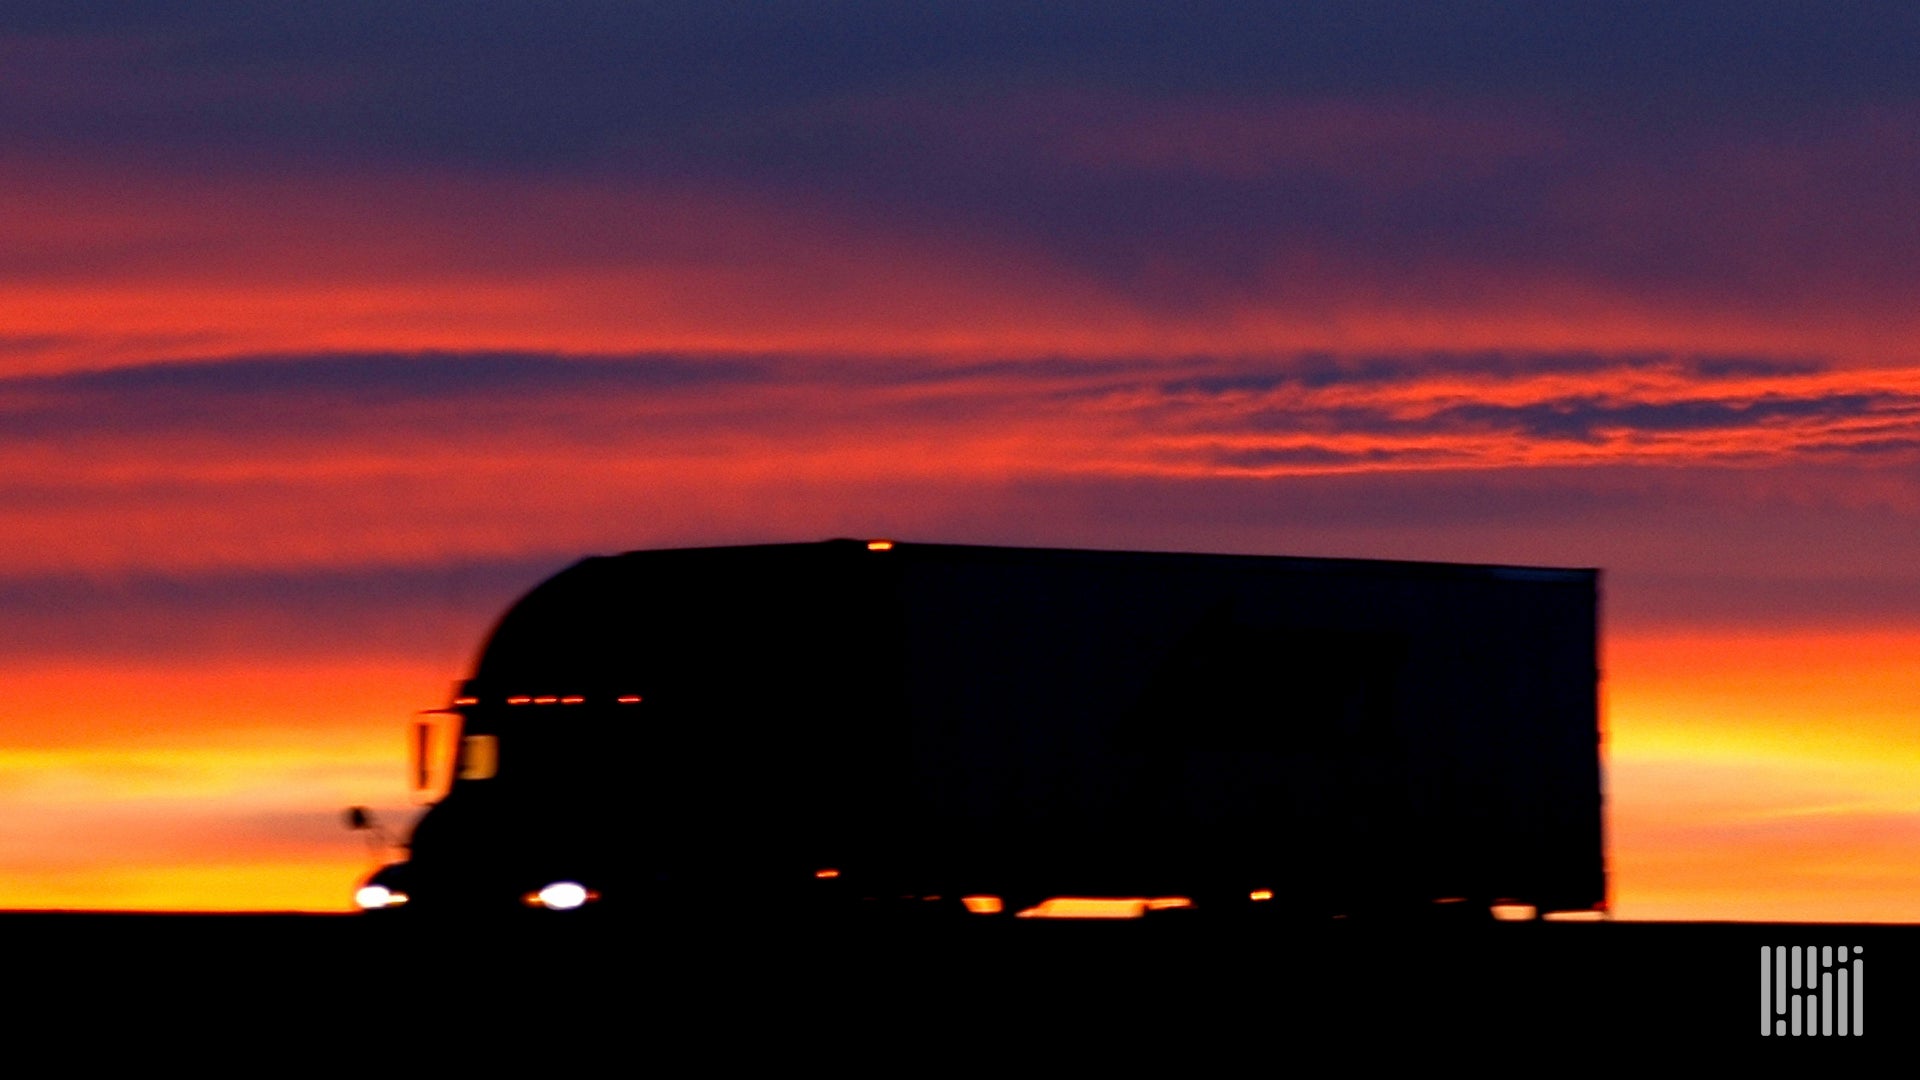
xmin=3 ymin=3 xmax=1917 ymax=918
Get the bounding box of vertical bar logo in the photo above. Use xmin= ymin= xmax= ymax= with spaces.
xmin=1762 ymin=946 xmax=1861 ymax=1036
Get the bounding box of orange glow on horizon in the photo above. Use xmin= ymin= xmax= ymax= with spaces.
xmin=0 ymin=658 xmax=437 ymax=912
xmin=1606 ymin=628 xmax=1920 ymax=922
xmin=1 ymin=619 xmax=1917 ymax=918
xmin=0 ymin=626 xmax=1916 ymax=917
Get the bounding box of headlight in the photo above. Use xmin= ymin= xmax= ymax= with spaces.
xmin=523 ymin=880 xmax=594 ymax=911
xmin=355 ymin=884 xmax=409 ymax=910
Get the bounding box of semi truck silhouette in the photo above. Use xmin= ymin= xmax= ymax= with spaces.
xmin=354 ymin=539 xmax=1604 ymax=920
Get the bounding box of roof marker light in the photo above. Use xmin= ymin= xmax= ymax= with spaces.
xmin=560 ymin=696 xmax=585 ymax=704
xmin=507 ymin=697 xmax=533 ymax=705
xmin=453 ymin=697 xmax=479 ymax=706
xmin=533 ymin=696 xmax=558 ymax=704
xmin=866 ymin=539 xmax=894 ymax=551
xmin=1250 ymin=889 xmax=1274 ymax=902
xmin=617 ymin=696 xmax=642 ymax=704
xmin=815 ymin=869 xmax=840 ymax=879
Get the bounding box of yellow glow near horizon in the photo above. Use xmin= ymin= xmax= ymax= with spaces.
xmin=1605 ymin=628 xmax=1920 ymax=922
xmin=0 ymin=657 xmax=435 ymax=912
xmin=0 ymin=627 xmax=1915 ymax=917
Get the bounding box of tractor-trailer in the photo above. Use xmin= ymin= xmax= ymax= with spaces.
xmin=355 ymin=539 xmax=1605 ymax=920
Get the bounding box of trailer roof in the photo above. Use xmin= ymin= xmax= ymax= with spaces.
xmin=589 ymin=537 xmax=1598 ymax=584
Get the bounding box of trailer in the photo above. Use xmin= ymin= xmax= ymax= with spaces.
xmin=354 ymin=539 xmax=1605 ymax=920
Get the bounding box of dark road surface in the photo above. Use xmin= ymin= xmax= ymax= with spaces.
xmin=7 ymin=914 xmax=1908 ymax=1056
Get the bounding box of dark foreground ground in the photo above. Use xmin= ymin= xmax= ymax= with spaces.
xmin=6 ymin=913 xmax=1909 ymax=1057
